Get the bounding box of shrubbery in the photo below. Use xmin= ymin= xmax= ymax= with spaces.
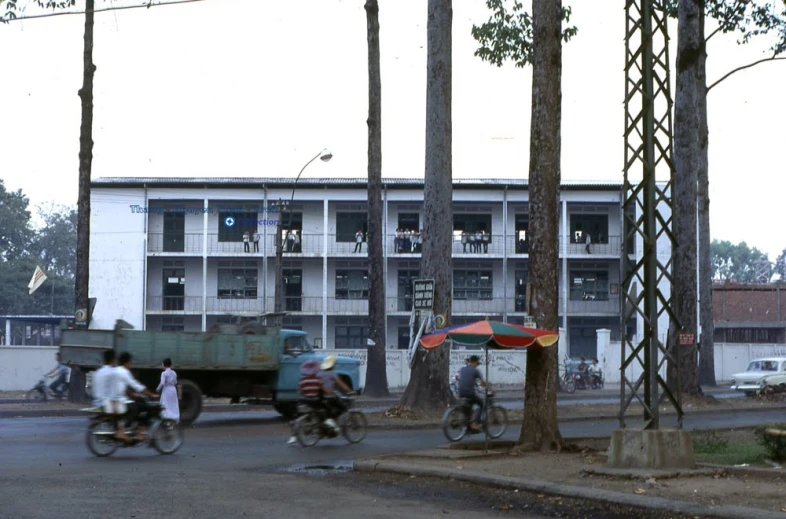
xmin=754 ymin=423 xmax=786 ymax=461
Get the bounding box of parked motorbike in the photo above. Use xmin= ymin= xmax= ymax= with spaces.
xmin=84 ymin=400 xmax=184 ymax=457
xmin=26 ymin=377 xmax=69 ymax=402
xmin=442 ymin=391 xmax=508 ymax=442
xmin=292 ymin=396 xmax=367 ymax=447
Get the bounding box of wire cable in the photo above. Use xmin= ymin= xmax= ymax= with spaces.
xmin=2 ymin=0 xmax=207 ymax=22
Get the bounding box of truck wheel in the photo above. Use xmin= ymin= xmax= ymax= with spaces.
xmin=273 ymin=402 xmax=298 ymax=419
xmin=239 ymin=322 xmax=267 ymax=335
xmin=178 ymin=380 xmax=203 ymax=424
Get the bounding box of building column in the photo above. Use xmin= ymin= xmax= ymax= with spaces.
xmin=202 ymin=197 xmax=208 ymax=331
xmin=5 ymin=319 xmax=10 ymax=345
xmin=502 ymin=187 xmax=508 ymax=321
xmin=383 ymin=186 xmax=389 ymax=348
xmin=322 ymin=196 xmax=328 ymax=348
xmin=262 ymin=188 xmax=268 ymax=310
xmin=561 ymin=198 xmax=568 ymax=351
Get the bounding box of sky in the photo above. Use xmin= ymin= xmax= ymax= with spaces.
xmin=1 ymin=0 xmax=785 ymax=260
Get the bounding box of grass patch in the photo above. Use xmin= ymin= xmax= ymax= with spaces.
xmin=694 ymin=438 xmax=769 ymax=466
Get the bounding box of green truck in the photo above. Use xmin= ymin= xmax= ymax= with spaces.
xmin=58 ymin=320 xmax=362 ymax=423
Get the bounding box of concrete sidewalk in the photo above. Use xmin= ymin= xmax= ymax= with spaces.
xmin=355 ymin=442 xmax=786 ymax=519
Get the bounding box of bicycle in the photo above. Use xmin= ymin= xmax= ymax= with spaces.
xmin=441 ymin=391 xmax=508 ymax=442
xmin=559 ymin=358 xmax=576 ymax=394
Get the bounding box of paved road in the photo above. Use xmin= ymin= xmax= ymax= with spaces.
xmin=0 ymin=407 xmax=777 ymax=519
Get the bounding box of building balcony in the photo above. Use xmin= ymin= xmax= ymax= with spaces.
xmin=561 ymin=297 xmax=621 ymax=316
xmin=560 ymin=235 xmax=624 ymax=257
xmin=146 ymin=296 xmax=204 ymax=314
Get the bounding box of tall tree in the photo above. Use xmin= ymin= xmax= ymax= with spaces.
xmin=364 ymin=0 xmax=389 ymax=397
xmin=400 ymin=0 xmax=453 ymax=411
xmin=472 ymin=0 xmax=576 ymax=450
xmin=669 ymin=0 xmax=702 ymax=395
xmin=516 ymin=0 xmax=564 ymax=451
xmin=661 ymin=0 xmax=786 ymax=386
xmin=0 ymin=179 xmax=33 ymax=261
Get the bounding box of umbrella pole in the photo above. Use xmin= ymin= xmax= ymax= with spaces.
xmin=485 ymin=340 xmax=489 ymax=454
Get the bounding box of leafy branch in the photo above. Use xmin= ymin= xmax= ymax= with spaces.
xmin=471 ymin=0 xmax=577 ymax=68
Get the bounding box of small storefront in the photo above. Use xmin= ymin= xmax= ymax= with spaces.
xmin=0 ymin=316 xmax=74 ymax=346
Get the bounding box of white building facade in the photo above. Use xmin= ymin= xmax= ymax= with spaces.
xmin=89 ymin=177 xmax=641 ymax=359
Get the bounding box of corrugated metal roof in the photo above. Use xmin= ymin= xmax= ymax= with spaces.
xmin=92 ymin=177 xmax=625 ymax=189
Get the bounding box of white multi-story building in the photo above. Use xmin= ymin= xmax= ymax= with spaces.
xmin=89 ymin=177 xmax=641 ymax=359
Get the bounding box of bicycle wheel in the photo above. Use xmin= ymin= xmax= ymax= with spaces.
xmin=295 ymin=413 xmax=321 ymax=447
xmin=85 ymin=421 xmax=119 ymax=457
xmin=483 ymin=406 xmax=508 ymax=439
xmin=561 ymin=376 xmax=576 ymax=394
xmin=152 ymin=419 xmax=184 ymax=455
xmin=341 ymin=411 xmax=367 ymax=444
xmin=442 ymin=406 xmax=468 ymax=442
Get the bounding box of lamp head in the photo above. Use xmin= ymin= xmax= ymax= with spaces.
xmin=320 ymin=149 xmax=333 ymax=162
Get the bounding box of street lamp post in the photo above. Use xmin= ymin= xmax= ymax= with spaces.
xmin=273 ymin=149 xmax=332 ymax=325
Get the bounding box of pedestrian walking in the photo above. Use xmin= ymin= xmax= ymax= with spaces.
xmin=156 ymin=358 xmax=180 ymax=422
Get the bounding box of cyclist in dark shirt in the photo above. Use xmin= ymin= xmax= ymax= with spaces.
xmin=458 ymin=355 xmax=490 ymax=432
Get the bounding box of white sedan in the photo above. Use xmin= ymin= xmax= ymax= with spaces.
xmin=730 ymin=357 xmax=786 ymax=396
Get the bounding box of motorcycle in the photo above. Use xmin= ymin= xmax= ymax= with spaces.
xmin=292 ymin=396 xmax=367 ymax=447
xmin=26 ymin=377 xmax=69 ymax=402
xmin=84 ymin=400 xmax=184 ymax=457
xmin=442 ymin=391 xmax=508 ymax=442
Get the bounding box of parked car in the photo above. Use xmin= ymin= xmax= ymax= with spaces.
xmin=730 ymin=357 xmax=786 ymax=396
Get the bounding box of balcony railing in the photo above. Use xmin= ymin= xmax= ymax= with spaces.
xmin=146 ymin=296 xmax=203 ymax=312
xmin=562 ymin=297 xmax=620 ymax=315
xmin=560 ymin=235 xmax=623 ymax=256
xmin=147 ymin=231 xmax=628 ymax=258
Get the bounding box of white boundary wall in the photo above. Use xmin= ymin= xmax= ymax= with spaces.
xmin=0 ymin=347 xmax=59 ymax=391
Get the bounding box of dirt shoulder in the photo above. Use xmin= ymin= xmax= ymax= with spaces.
xmin=364 ymin=429 xmax=786 ymax=515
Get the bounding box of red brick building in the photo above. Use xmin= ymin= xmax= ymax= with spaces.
xmin=712 ymin=283 xmax=786 ymax=343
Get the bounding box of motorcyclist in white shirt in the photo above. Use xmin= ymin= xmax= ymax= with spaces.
xmin=113 ymin=352 xmax=157 ymax=442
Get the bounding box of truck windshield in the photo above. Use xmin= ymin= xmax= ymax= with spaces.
xmin=286 ymin=336 xmax=313 ymax=353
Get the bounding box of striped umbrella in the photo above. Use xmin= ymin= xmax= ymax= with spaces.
xmin=419 ymin=320 xmax=559 ymax=350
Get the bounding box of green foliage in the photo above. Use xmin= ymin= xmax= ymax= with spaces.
xmin=774 ymin=247 xmax=786 ymax=281
xmin=0 ymin=182 xmax=76 ymax=315
xmin=663 ymin=0 xmax=786 ymax=56
xmin=710 ymin=239 xmax=770 ymax=282
xmin=755 ymin=424 xmax=786 ymax=461
xmin=471 ymin=0 xmax=578 ymax=68
xmin=693 ymin=429 xmax=729 ymax=454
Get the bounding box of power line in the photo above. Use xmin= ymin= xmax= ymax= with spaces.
xmin=1 ymin=0 xmax=207 ymax=22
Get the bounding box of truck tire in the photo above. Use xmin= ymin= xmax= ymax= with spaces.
xmin=239 ymin=322 xmax=267 ymax=335
xmin=178 ymin=380 xmax=203 ymax=424
xmin=273 ymin=402 xmax=298 ymax=419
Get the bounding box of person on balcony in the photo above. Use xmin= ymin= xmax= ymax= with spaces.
xmin=286 ymin=230 xmax=295 ymax=252
xmin=294 ymin=230 xmax=302 ymax=253
xmin=585 ymin=232 xmax=592 ymax=254
xmin=252 ymin=230 xmax=260 ymax=252
xmin=354 ymin=230 xmax=364 ymax=253
xmin=461 ymin=231 xmax=468 ymax=253
xmin=243 ymin=231 xmax=250 ymax=253
xmin=468 ymin=231 xmax=476 ymax=253
xmin=482 ymin=230 xmax=490 ymax=253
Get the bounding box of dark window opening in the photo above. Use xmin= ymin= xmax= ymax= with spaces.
xmin=335 ymin=324 xmax=369 ymax=349
xmin=453 ymin=214 xmax=492 ymax=243
xmin=453 ymin=269 xmax=493 ymax=300
xmin=336 ymin=269 xmax=369 ymax=299
xmin=217 ymin=260 xmax=258 ymax=299
xmin=570 ymin=214 xmax=608 ymax=245
xmin=569 ymin=270 xmax=610 ymax=301
xmin=398 ymin=212 xmax=420 ymax=231
xmin=515 ymin=214 xmax=529 ymax=253
xmin=337 ymin=212 xmax=368 ymax=242
xmin=219 ymin=211 xmax=258 ymax=242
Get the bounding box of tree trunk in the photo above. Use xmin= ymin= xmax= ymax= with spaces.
xmin=70 ymin=0 xmax=95 ymax=403
xmin=668 ymin=0 xmax=700 ymax=396
xmin=364 ymin=0 xmax=389 ymax=397
xmin=400 ymin=0 xmax=452 ymax=411
xmin=697 ymin=4 xmax=715 ymax=387
xmin=517 ymin=0 xmax=562 ymax=451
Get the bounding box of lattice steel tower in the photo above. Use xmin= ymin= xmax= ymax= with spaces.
xmin=620 ymin=0 xmax=682 ymax=430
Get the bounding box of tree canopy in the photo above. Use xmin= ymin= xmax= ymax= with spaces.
xmin=710 ymin=239 xmax=771 ymax=283
xmin=0 ymin=180 xmax=76 ymax=315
